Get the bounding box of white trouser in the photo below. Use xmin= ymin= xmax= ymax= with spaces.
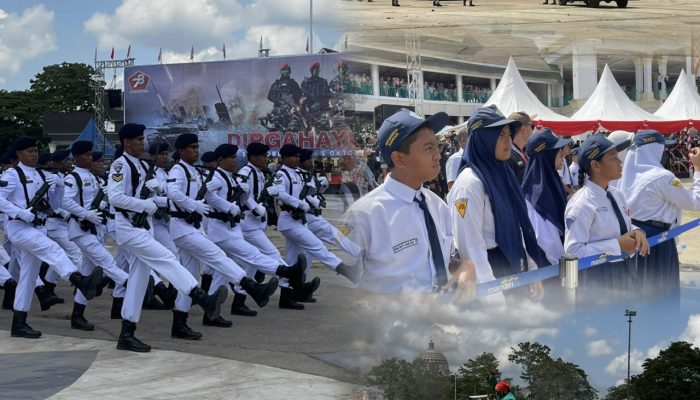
xmin=154 ymin=221 xmax=177 ymax=256
xmin=117 ymin=227 xmax=198 ymax=323
xmin=172 ymin=231 xmax=246 ymax=313
xmin=278 ymin=212 xmax=342 ymax=269
xmin=72 ymin=234 xmax=129 ymax=305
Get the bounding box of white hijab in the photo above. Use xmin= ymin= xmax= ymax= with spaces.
xmin=619 ymin=142 xmax=667 ymax=206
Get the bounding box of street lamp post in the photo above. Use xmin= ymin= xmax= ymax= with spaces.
xmin=625 ymin=309 xmax=637 ymax=400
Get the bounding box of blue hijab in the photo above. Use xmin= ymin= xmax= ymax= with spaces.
xmin=521 ymin=149 xmax=567 ymax=235
xmin=463 ymin=126 xmax=549 ymax=273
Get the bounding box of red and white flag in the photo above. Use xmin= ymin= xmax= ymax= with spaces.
xmin=157 ymin=48 xmax=162 ymax=63
xmin=126 ymin=44 xmax=131 ymax=58
xmin=110 ymin=46 xmax=115 ymax=60
xmin=190 ymin=46 xmax=194 ymax=61
xmin=222 ymin=43 xmax=226 ymax=59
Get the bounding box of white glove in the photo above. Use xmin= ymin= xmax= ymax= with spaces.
xmin=205 ymin=179 xmax=222 ymax=192
xmin=306 ymin=180 xmax=317 ymax=189
xmin=298 ymin=200 xmax=310 ymax=213
xmin=44 ymin=174 xmax=63 ymax=188
xmin=142 ymin=199 xmax=158 ymax=215
xmin=99 ymin=201 xmax=108 ymax=210
xmin=228 ymin=203 xmax=240 ymax=217
xmin=305 ymin=195 xmax=320 ymax=209
xmin=266 ymin=186 xmax=280 ymax=196
xmin=102 ymin=186 xmax=109 ymax=196
xmin=237 ymin=181 xmax=250 ymax=194
xmin=317 ymin=176 xmax=329 ymax=189
xmin=17 ymin=209 xmax=35 ymax=223
xmin=145 ymin=178 xmax=163 ymax=194
xmin=193 ymin=200 xmax=211 ymax=216
xmin=253 ymin=204 xmax=267 ymax=218
xmin=84 ymin=210 xmax=102 ymax=225
xmin=59 ymin=209 xmax=71 ymax=220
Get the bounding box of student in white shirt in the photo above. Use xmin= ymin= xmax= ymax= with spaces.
xmin=445 ymin=127 xmax=468 ymax=191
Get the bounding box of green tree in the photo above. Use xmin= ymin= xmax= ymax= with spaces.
xmin=508 ymin=342 xmax=552 ymax=398
xmin=366 ymin=358 xmax=452 ymax=400
xmin=0 ymin=90 xmax=43 ymax=150
xmin=604 ymin=383 xmax=630 ymax=400
xmin=630 ymin=341 xmax=700 ymax=399
xmin=458 ymin=352 xmax=500 ymax=398
xmin=29 ymin=62 xmax=98 ymax=113
xmin=530 ymin=357 xmax=597 ymax=400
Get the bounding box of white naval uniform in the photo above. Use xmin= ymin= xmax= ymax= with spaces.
xmin=341 ymin=174 xmax=452 ymax=294
xmin=167 ymin=161 xmax=247 ymax=313
xmin=274 ymin=165 xmax=342 ymax=270
xmin=204 ymin=167 xmax=284 ymax=292
xmin=46 ymin=171 xmax=83 ymax=285
xmin=0 ymin=163 xmax=80 ymax=312
xmin=238 ymin=163 xmax=287 ymax=266
xmin=152 ymin=166 xmax=178 ymax=257
xmin=63 ymin=167 xmax=129 ymax=305
xmin=525 ymin=200 xmax=564 ymax=266
xmin=108 ymin=153 xmax=199 ymax=322
xmin=445 ymin=149 xmax=463 ymax=186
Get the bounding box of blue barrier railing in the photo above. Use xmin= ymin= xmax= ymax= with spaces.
xmin=474 ymin=218 xmax=700 ymax=299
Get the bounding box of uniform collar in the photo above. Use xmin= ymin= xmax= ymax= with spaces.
xmin=584 ymin=179 xmax=609 ymax=196
xmin=123 ymin=152 xmax=140 ymax=164
xmin=247 ymin=162 xmax=261 ymax=173
xmin=74 ymin=166 xmax=90 ymax=174
xmin=18 ymin=162 xmax=36 ymax=172
xmin=217 ymin=167 xmax=232 ymax=177
xmin=281 ymin=165 xmax=298 ymax=174
xmin=385 ymin=174 xmax=423 ymax=204
xmin=179 ymin=160 xmax=195 ymax=170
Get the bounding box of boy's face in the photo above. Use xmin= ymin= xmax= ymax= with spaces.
xmin=395 ymin=126 xmax=441 ymax=182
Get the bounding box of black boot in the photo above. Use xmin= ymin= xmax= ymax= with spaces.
xmin=142 ymin=276 xmax=166 ymax=310
xmin=111 ymin=297 xmax=124 ymax=319
xmin=44 ymin=282 xmax=65 ymax=304
xmin=171 ymin=310 xmax=202 ymax=340
xmin=35 ymin=285 xmax=62 ymax=311
xmin=71 ymin=303 xmax=95 ymax=331
xmin=11 ymin=311 xmax=41 ymax=338
xmin=253 ymin=271 xmax=266 ymax=283
xmin=117 ymin=320 xmax=151 ymax=352
xmin=188 ymin=286 xmax=227 ymax=320
xmin=200 ymin=273 xmax=213 ymax=293
xmin=336 ymin=263 xmax=361 ymax=284
xmin=95 ymin=275 xmax=112 ymax=298
xmin=230 ymin=292 xmax=257 ymax=317
xmin=69 ymin=269 xmax=104 ymax=301
xmin=203 ymin=313 xmax=233 ymax=327
xmin=275 ymin=255 xmax=306 ymax=288
xmin=279 ymin=287 xmax=304 ymax=310
xmin=240 ymin=277 xmax=279 ymax=308
xmin=2 ymin=278 xmax=17 ymax=310
xmin=154 ymin=282 xmax=177 ymax=310
xmin=293 ymin=277 xmax=321 ymax=303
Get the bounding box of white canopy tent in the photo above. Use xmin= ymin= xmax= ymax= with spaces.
xmin=654 ymin=69 xmax=700 ymax=120
xmin=485 ymin=57 xmax=570 ymax=121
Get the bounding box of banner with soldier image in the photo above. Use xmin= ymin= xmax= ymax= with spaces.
xmin=124 ymin=53 xmax=354 ymax=157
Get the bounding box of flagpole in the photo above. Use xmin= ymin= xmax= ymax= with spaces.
xmin=309 ymin=0 xmax=313 ymax=54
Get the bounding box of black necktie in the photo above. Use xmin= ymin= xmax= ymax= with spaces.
xmin=414 ymin=194 xmax=448 ymax=287
xmin=607 ymin=191 xmax=628 ymax=235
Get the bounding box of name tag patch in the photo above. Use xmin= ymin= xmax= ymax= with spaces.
xmin=393 ymin=238 xmax=418 ymax=254
xmin=595 ymin=207 xmax=608 ymax=213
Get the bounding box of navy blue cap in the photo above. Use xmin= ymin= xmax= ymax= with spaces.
xmin=200 ymin=151 xmax=218 ymax=163
xmin=92 ymin=151 xmax=103 ymax=162
xmin=579 ymin=133 xmax=631 ymax=172
xmin=71 ymin=140 xmax=93 ymax=156
xmin=299 ymin=149 xmax=314 ymax=163
xmin=13 ymin=136 xmax=37 ymax=152
xmin=377 ymin=108 xmax=450 ymax=167
xmin=526 ymin=128 xmax=571 ymax=158
xmin=148 ymin=142 xmax=170 ymax=155
xmin=175 ymin=133 xmax=198 ymax=150
xmin=247 ymin=142 xmax=270 ymax=156
xmin=38 ymin=152 xmax=51 ymax=165
xmin=279 ymin=144 xmax=301 ymax=158
xmin=51 ymin=150 xmax=70 ymax=163
xmin=634 ymin=130 xmax=676 ymax=148
xmin=214 ymin=144 xmax=238 ymax=159
xmin=118 ymin=123 xmax=146 ymax=141
xmin=467 ymin=105 xmax=522 ymax=136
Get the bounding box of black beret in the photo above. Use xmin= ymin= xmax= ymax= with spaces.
xmin=13 ymin=136 xmax=37 ymax=152
xmin=175 ymin=133 xmax=198 ymax=150
xmin=38 ymin=152 xmax=51 ymax=165
xmin=51 ymin=150 xmax=70 ymax=163
xmin=71 ymin=140 xmax=93 ymax=156
xmin=279 ymin=144 xmax=301 ymax=157
xmin=246 ymin=142 xmax=270 ymax=156
xmin=114 ymin=145 xmax=124 ymax=159
xmin=148 ymin=142 xmax=170 ymax=155
xmin=200 ymin=151 xmax=218 ymax=163
xmin=215 ymin=144 xmax=238 ymax=159
xmin=172 ymin=150 xmax=180 ymax=161
xmin=118 ymin=123 xmax=146 ymax=141
xmin=92 ymin=151 xmax=103 ymax=162
xmin=299 ymin=149 xmax=314 ymax=163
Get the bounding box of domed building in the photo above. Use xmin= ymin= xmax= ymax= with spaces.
xmin=416 ymin=340 xmax=449 ymax=374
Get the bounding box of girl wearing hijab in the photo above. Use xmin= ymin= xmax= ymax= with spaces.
xmin=564 ymin=134 xmax=650 ymax=305
xmin=448 ymin=105 xmax=549 ymax=303
xmin=521 ymin=128 xmax=571 ymax=265
xmin=618 ymin=130 xmax=700 ymax=303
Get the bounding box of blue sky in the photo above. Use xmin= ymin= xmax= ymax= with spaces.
xmin=0 ymin=0 xmax=344 ymax=90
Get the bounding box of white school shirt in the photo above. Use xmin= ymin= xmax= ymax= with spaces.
xmin=525 ymin=200 xmax=564 ymax=266
xmin=445 ymin=149 xmax=463 ymax=185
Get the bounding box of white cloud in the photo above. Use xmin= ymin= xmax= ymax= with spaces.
xmin=0 ymin=6 xmax=57 ymax=87
xmin=587 ymin=339 xmax=613 ymax=357
xmin=605 ymin=345 xmax=662 ymax=378
xmin=680 ymin=314 xmax=700 ymax=346
xmin=582 ymin=326 xmax=598 ymax=337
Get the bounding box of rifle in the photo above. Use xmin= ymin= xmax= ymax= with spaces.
xmin=256 ymin=172 xmax=276 ymax=224
xmin=27 ymin=182 xmax=51 ymax=227
xmin=79 ymin=187 xmax=105 ymax=234
xmin=132 ymin=163 xmax=157 ymax=229
xmin=185 ymin=167 xmax=216 ymax=228
xmin=294 ymin=180 xmax=309 ymax=224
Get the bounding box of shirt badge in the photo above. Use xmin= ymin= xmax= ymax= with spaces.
xmin=338 ymin=223 xmax=353 ymax=237
xmin=112 ymin=174 xmax=124 ymax=182
xmin=454 ymin=198 xmax=468 ymax=218
xmin=671 ymin=178 xmax=682 ymax=188
xmin=566 ymin=217 xmax=576 ymax=229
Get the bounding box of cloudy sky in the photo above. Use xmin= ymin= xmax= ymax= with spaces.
xmin=0 ymin=0 xmax=345 ymax=90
